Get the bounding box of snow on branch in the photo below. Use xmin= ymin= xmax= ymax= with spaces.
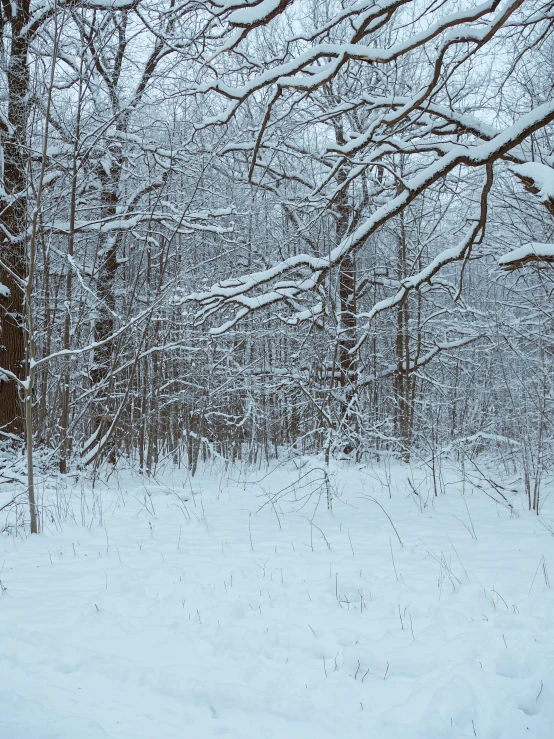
xmin=499 ymin=243 xmax=554 ymax=271
xmin=510 ymin=162 xmax=554 ymax=216
xmin=198 ymin=1 xmax=515 ymax=110
xmin=186 ymin=98 xmax=554 ymax=332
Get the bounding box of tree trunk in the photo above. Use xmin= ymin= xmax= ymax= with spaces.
xmin=0 ymin=23 xmax=30 ymax=437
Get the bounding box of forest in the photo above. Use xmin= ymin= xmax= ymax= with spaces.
xmin=2 ymin=2 xmax=554 ymax=738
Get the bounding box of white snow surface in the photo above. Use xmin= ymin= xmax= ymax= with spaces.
xmin=1 ymin=460 xmax=554 ymax=738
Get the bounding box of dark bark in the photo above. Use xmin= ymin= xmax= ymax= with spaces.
xmin=0 ymin=10 xmax=31 ymax=437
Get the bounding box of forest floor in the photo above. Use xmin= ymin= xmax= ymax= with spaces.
xmin=1 ymin=457 xmax=554 ymax=738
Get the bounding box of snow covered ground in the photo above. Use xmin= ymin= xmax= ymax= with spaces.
xmin=1 ymin=459 xmax=554 ymax=738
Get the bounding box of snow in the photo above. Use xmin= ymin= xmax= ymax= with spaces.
xmin=200 ymin=2 xmax=501 ymax=100
xmin=1 ymin=461 xmax=554 ymax=738
xmin=190 ymin=99 xmax=554 ymax=333
xmin=499 ymin=242 xmax=554 ymax=269
xmin=511 ymin=162 xmax=554 ymax=202
xmin=228 ymin=0 xmax=283 ymax=26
